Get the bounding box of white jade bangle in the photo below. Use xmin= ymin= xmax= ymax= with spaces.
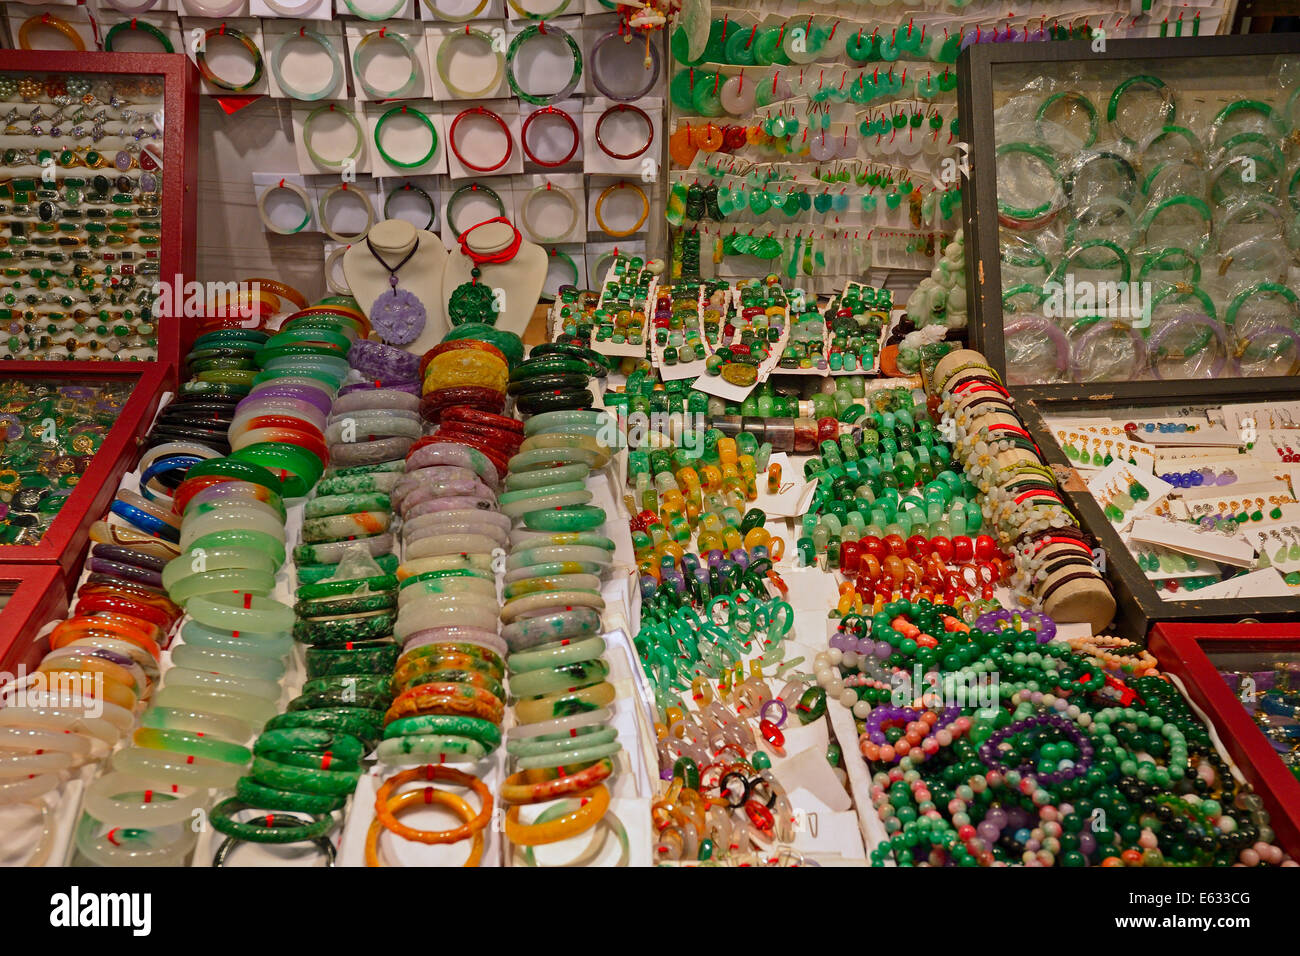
xmin=397 ymin=577 xmax=498 ymax=607
xmin=258 ymin=180 xmax=313 ymax=235
xmin=182 ymin=0 xmax=244 ymax=15
xmin=399 ymin=554 xmax=495 ymax=577
xmin=522 ymin=184 xmax=580 ymax=244
xmin=83 ymin=772 xmax=209 ymax=828
xmin=317 ymin=184 xmax=375 ymax=244
xmin=508 ymin=706 xmax=613 ymax=739
xmin=112 ymin=747 xmax=244 ymax=790
xmin=394 ymin=601 xmax=499 ymax=639
xmin=325 ymin=243 xmax=352 ymax=295
xmin=405 ymin=534 xmax=502 ymax=560
xmin=264 ymin=0 xmax=325 ymax=13
xmin=506 ymin=544 xmax=613 ymax=570
xmin=498 ymin=590 xmax=605 ymax=624
xmin=403 ymin=521 xmax=508 ymax=549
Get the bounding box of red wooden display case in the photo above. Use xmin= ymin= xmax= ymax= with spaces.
xmin=0 ymin=50 xmax=200 ymax=383
xmin=1149 ymin=622 xmax=1300 ymax=856
xmin=0 ymin=564 xmax=66 ymax=676
xmin=0 ymin=364 xmax=169 ymax=585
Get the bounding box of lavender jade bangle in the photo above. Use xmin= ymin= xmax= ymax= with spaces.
xmin=1148 ymin=312 xmax=1228 ymax=379
xmin=1003 ymin=315 xmax=1070 ymax=375
xmin=331 ymin=438 xmax=415 ymax=466
xmin=590 ymin=29 xmax=661 ymax=102
xmin=405 ymin=443 xmax=499 ymax=490
xmin=349 ymin=340 xmax=421 ymax=383
xmin=332 ymin=389 xmax=421 ymax=414
xmin=339 ymin=380 xmax=421 ymax=396
xmin=402 ymin=495 xmax=499 ymax=520
xmin=1069 ymin=318 xmax=1147 ymax=382
xmin=249 ymin=382 xmax=334 ymax=416
xmin=397 ymin=481 xmax=497 ymax=515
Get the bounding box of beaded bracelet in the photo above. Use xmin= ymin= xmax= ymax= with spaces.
xmin=196 ymin=26 xmax=264 ymax=93
xmin=271 ymin=28 xmax=341 ymax=101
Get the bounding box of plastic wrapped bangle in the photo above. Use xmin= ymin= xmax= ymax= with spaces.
xmin=594 ymin=182 xmax=649 ymax=237
xmin=995 ymin=142 xmax=1061 ymax=220
xmin=258 ymin=180 xmax=313 ymax=235
xmin=521 ymin=106 xmax=580 ymax=167
xmin=196 ymin=27 xmax=264 ymax=93
xmin=590 ymin=29 xmax=660 ymax=102
xmin=303 ymin=104 xmax=365 ymax=171
xmin=1235 ymin=323 xmax=1300 ymax=375
xmin=506 ymin=25 xmax=582 ymax=106
xmin=1068 ymin=316 xmax=1147 ymax=383
xmin=1035 ymin=91 xmax=1098 ymax=148
xmin=271 ymin=29 xmax=340 ymax=101
xmin=1064 ymin=151 xmax=1136 ymax=206
xmin=1108 ymin=75 xmax=1175 ymax=145
xmin=317 ymin=184 xmax=375 ymax=244
xmin=1051 ymin=239 xmax=1130 ymax=285
xmin=1224 ymin=281 xmax=1298 ymax=330
xmin=595 ymin=105 xmax=654 ymax=160
xmin=1148 ymin=312 xmax=1228 ymax=379
xmin=437 ymin=28 xmax=505 ymax=99
xmin=448 ymin=107 xmax=513 ymax=173
xmin=104 ymin=18 xmax=173 ymax=53
xmin=353 ymin=28 xmax=422 ymax=100
xmin=1003 ymin=315 xmax=1071 ymax=384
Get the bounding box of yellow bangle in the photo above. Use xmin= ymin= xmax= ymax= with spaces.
xmin=19 ymin=13 xmax=85 ymax=51
xmin=594 ymin=181 xmax=649 ymax=238
xmin=505 ymin=784 xmax=609 ymax=846
xmin=365 ymin=788 xmax=484 ymax=867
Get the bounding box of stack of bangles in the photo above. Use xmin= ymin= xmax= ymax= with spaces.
xmin=499 ymin=345 xmax=627 ymax=865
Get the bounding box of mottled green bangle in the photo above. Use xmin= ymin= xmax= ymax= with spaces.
xmin=375 ymin=735 xmax=489 ymax=763
xmin=132 ymin=727 xmax=253 ymax=766
xmin=401 ymin=669 xmax=506 ymax=701
xmin=211 ymin=797 xmax=335 ymax=844
xmin=508 ymin=636 xmax=606 ymax=674
xmin=383 ymin=714 xmax=502 ymax=749
xmin=506 ymin=725 xmax=618 ymax=757
xmin=254 ymin=728 xmax=366 ymax=762
xmin=509 ymin=659 xmax=609 ymax=699
xmin=251 ymin=755 xmax=362 ymax=796
xmin=297 ymin=573 xmax=398 ymax=600
xmin=506 ymin=24 xmax=582 ymax=106
xmin=306 ymin=642 xmax=400 ymax=678
xmin=304 ymin=492 xmax=392 ymax=519
xmin=235 ymin=777 xmax=346 ymax=815
xmin=512 ymin=740 xmax=622 ymax=770
xmin=300 ymin=673 xmax=393 ymax=700
xmin=522 ymin=505 xmax=606 ymax=532
xmin=257 ymin=746 xmax=365 ymax=773
xmin=293 ymin=609 xmax=396 ymax=646
xmin=296 ymin=592 xmax=397 ymax=618
xmin=288 ymin=689 xmax=390 ymax=713
xmin=503 ymin=462 xmax=590 ymax=491
xmin=264 ymin=708 xmax=384 ymax=749
xmin=297 ymin=553 xmax=399 ymax=585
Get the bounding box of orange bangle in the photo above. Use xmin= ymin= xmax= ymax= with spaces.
xmin=366 ymin=787 xmax=484 ymax=866
xmin=374 ymin=765 xmax=492 ymax=845
xmin=501 ymin=757 xmax=616 ymax=805
xmin=38 ymin=656 xmax=140 ymax=696
xmin=36 ymin=665 xmax=137 ymax=711
xmin=384 ymin=682 xmax=504 ymax=725
xmin=49 ymin=616 xmax=163 ymax=662
xmin=19 ymin=13 xmax=86 ymax=51
xmin=242 ymin=278 xmax=308 ymax=311
xmin=505 ymin=784 xmax=609 ymax=846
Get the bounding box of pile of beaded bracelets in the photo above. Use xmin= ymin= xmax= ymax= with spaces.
xmin=498 ymin=349 xmax=626 ymax=864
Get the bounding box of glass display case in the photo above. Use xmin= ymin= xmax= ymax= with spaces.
xmin=960 ymin=34 xmax=1300 ymax=400
xmin=0 ymin=563 xmax=65 ymax=674
xmin=1149 ymin=622 xmax=1300 ymax=856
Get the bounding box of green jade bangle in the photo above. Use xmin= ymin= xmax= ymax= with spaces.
xmin=995 ymin=142 xmax=1061 ymax=220
xmin=545 ymin=248 xmax=580 ymax=298
xmin=508 ymin=446 xmax=602 ymax=471
xmin=302 ymin=104 xmax=366 ymax=171
xmin=374 ymin=105 xmax=439 ymax=171
xmin=271 ymin=28 xmax=340 ymax=101
xmin=343 ymin=0 xmax=408 ymax=19
xmin=1139 ymin=194 xmax=1212 ymax=255
xmin=230 ymin=442 xmax=324 ymax=499
xmin=133 ymin=727 xmax=252 ymax=766
xmin=385 ymin=183 xmax=437 ymax=230
xmin=1212 ymin=98 xmax=1284 ymax=143
xmin=105 ymin=19 xmax=174 ymax=54
xmin=210 ymin=797 xmax=335 ymax=844
xmin=384 ymin=714 xmax=502 ymax=749
xmin=297 ymin=572 xmax=397 ymax=599
xmin=1035 ymin=91 xmax=1098 ymax=147
xmin=188 ymin=592 xmax=295 ymax=634
xmin=184 ymin=530 xmax=286 ymax=569
xmin=501 ymin=489 xmax=593 ymax=520
xmin=1051 ymin=239 xmax=1130 ymax=284
xmin=167 ymin=568 xmax=277 ymax=606
xmin=504 ymin=463 xmax=589 ymax=491
xmin=512 ymin=739 xmax=621 ymax=770
xmin=506 ymin=725 xmax=617 ymax=757
xmin=353 ymin=28 xmax=422 ymax=100
xmin=522 ymin=409 xmax=609 ymax=434
xmin=307 ymin=643 xmax=400 ymax=678
xmin=265 ymin=709 xmax=383 ymax=748
xmin=509 ymin=659 xmax=609 ymax=698
xmin=1225 ymin=281 xmax=1299 ymax=330
xmin=507 ymin=24 xmax=582 ymax=106
xmin=304 ymin=493 xmax=391 ymax=519
xmin=235 ymin=777 xmax=345 ymax=815
xmin=163 ymin=546 xmax=278 ymax=591
xmin=509 ymin=636 xmax=606 ymax=674
xmin=446 ymin=183 xmax=506 ymax=239
xmin=437 ymin=28 xmax=505 ymax=100
xmin=376 ymin=735 xmax=490 ymax=762
xmin=1108 ymin=75 xmax=1175 ymax=145
xmin=522 ymin=505 xmax=606 ymax=532
xmin=180 ymin=620 xmax=291 ymax=658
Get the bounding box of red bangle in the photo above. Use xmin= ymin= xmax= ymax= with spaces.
xmin=521 ymin=105 xmax=579 ymax=167
xmin=595 ymin=104 xmax=654 ymax=161
xmin=449 ymin=107 xmax=513 ymax=173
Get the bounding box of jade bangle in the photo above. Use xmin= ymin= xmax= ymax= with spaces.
xmin=105 ymin=18 xmax=174 ymax=54
xmin=1035 ymin=91 xmax=1098 ymax=148
xmin=172 ymin=644 xmax=285 ymax=682
xmin=502 ymin=574 xmax=602 ymax=601
xmin=522 ymin=505 xmax=606 ymax=532
xmin=512 ymin=739 xmax=621 ymax=770
xmin=506 ymin=725 xmax=616 ymax=756
xmin=445 ymin=183 xmax=507 ymax=239
xmin=375 ymin=105 xmax=439 ymax=169
xmin=507 ymin=705 xmax=612 ymax=740
xmin=196 ymin=27 xmax=264 ymax=93
xmin=235 ymin=777 xmax=345 ymax=815
xmin=210 ymin=797 xmax=335 ymax=844
xmin=397 ymin=578 xmax=498 ymax=606
xmin=375 ymin=735 xmax=490 ymax=763
xmin=188 ymin=592 xmax=295 ymax=634
xmin=230 ymin=442 xmax=324 ymax=498
xmin=1108 ymin=74 xmax=1175 ymax=144
xmin=167 ymin=568 xmax=277 ymax=606
xmin=402 ymin=626 xmax=507 ymax=658
xmin=75 ymin=810 xmax=195 ymax=867
xmin=180 ymin=620 xmax=291 ymax=658
xmin=422 ymin=0 xmax=490 ymax=20
xmin=302 ymin=104 xmax=366 ymax=171
xmin=506 ymin=24 xmax=582 ymax=106
xmin=500 ymin=605 xmax=602 ymax=652
xmin=265 ymin=709 xmax=383 ymax=748
xmin=513 ymin=681 xmax=616 ymax=724
xmin=1224 ymin=281 xmax=1298 ymax=330
xmin=500 ymin=489 xmax=592 ymax=519
xmin=343 ymin=0 xmax=408 ymax=19
xmin=509 ymin=659 xmax=609 ymax=698
xmin=1138 ymin=194 xmax=1212 ymax=253
xmin=504 ymin=463 xmax=590 ymax=491
xmin=186 ymin=531 xmax=287 ymax=569
xmin=995 ymin=141 xmax=1061 ymax=219
xmin=498 ymin=480 xmax=588 ymax=507
xmin=384 ymin=182 xmax=437 ymax=230
xmin=353 ymin=28 xmax=422 ymax=100
xmin=499 ymin=590 xmax=604 ymax=624
xmin=111 ymin=747 xmax=242 ymax=791
xmin=132 ymin=727 xmax=252 ymax=766
xmin=508 ymin=446 xmax=603 ymax=471
xmin=394 ymin=603 xmax=499 ymax=639
xmin=271 ymin=28 xmax=340 ymax=101
xmin=83 ymin=772 xmax=208 ymax=828
xmin=506 ymin=545 xmax=612 ymax=570
xmin=383 ymin=714 xmax=502 ymax=748
xmin=437 ymin=28 xmax=505 ymax=100
xmin=508 ymin=636 xmax=606 ymax=674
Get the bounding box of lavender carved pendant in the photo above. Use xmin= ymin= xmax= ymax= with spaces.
xmin=371 ymin=275 xmax=426 ymax=346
